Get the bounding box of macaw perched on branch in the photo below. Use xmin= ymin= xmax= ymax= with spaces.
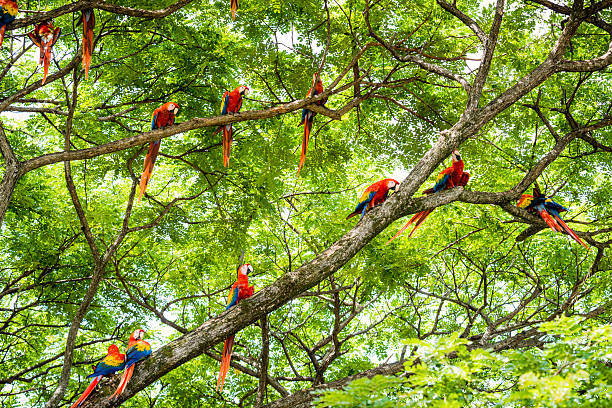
xmin=27 ymin=20 xmax=61 ymax=85
xmin=81 ymin=9 xmax=95 ymax=80
xmin=347 ymin=179 xmax=400 ymax=221
xmin=138 ymin=102 xmax=180 ymax=201
xmin=214 ymin=85 xmax=249 ymax=167
xmin=217 ymin=263 xmax=255 ymax=391
xmin=112 ymin=329 xmax=151 ymax=397
xmin=0 ymin=0 xmax=18 ymax=48
xmin=230 ymin=0 xmax=238 ymax=20
xmin=517 ymin=186 xmax=589 ymax=249
xmin=70 ymin=344 xmax=125 ymax=408
xmin=297 ymin=73 xmax=327 ymax=175
xmin=387 ymin=150 xmax=469 ymax=244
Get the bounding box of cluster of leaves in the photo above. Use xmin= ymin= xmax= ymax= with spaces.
xmin=315 ymin=317 xmax=612 ymax=408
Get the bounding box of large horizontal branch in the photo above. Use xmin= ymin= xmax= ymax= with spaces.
xmin=18 ymin=90 xmax=344 ymax=175
xmin=9 ymin=0 xmax=196 ymax=30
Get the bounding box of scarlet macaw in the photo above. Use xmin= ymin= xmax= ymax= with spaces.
xmin=81 ymin=9 xmax=95 ymax=80
xmin=112 ymin=329 xmax=152 ymax=397
xmin=214 ymin=85 xmax=249 ymax=167
xmin=517 ymin=186 xmax=588 ymax=249
xmin=230 ymin=0 xmax=238 ymax=20
xmin=70 ymin=344 xmax=125 ymax=408
xmin=138 ymin=102 xmax=180 ymax=201
xmin=387 ymin=150 xmax=469 ymax=243
xmin=347 ymin=179 xmax=400 ymax=220
xmin=297 ymin=73 xmax=327 ymax=175
xmin=0 ymin=0 xmax=18 ymax=48
xmin=217 ymin=263 xmax=255 ymax=391
xmin=27 ymin=20 xmax=61 ymax=85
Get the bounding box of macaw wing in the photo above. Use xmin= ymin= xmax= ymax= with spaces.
xmin=151 ymin=112 xmax=159 ymax=131
xmin=89 ymin=355 xmax=125 ymax=377
xmin=517 ymin=194 xmax=534 ymax=209
xmin=359 ymin=189 xmax=376 ymax=203
xmin=544 ymin=198 xmax=569 ymax=214
xmin=125 ymin=343 xmax=151 ymax=365
xmin=27 ymin=32 xmax=41 ymax=48
xmin=225 ymin=287 xmax=239 ymax=310
xmin=220 ymin=92 xmax=230 ymax=115
xmin=432 ymin=171 xmax=451 ymax=193
xmin=50 ymin=27 xmax=61 ymax=47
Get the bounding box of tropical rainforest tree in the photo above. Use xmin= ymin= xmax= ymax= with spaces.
xmin=0 ymin=0 xmax=611 ymax=407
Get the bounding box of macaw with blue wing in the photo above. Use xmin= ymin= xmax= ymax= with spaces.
xmin=27 ymin=20 xmax=61 ymax=85
xmin=0 ymin=0 xmax=18 ymax=48
xmin=517 ymin=186 xmax=588 ymax=249
xmin=347 ymin=179 xmax=400 ymax=221
xmin=112 ymin=329 xmax=152 ymax=397
xmin=217 ymin=263 xmax=254 ymax=391
xmin=297 ymin=73 xmax=327 ymax=175
xmin=138 ymin=102 xmax=180 ymax=201
xmin=70 ymin=344 xmax=125 ymax=408
xmin=214 ymin=85 xmax=249 ymax=167
xmin=387 ymin=150 xmax=469 ymax=243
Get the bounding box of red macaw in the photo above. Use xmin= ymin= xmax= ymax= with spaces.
xmin=81 ymin=9 xmax=95 ymax=80
xmin=217 ymin=263 xmax=255 ymax=391
xmin=214 ymin=85 xmax=249 ymax=167
xmin=297 ymin=73 xmax=327 ymax=175
xmin=230 ymin=0 xmax=238 ymax=20
xmin=138 ymin=102 xmax=180 ymax=201
xmin=347 ymin=179 xmax=400 ymax=220
xmin=0 ymin=0 xmax=18 ymax=48
xmin=387 ymin=150 xmax=469 ymax=244
xmin=112 ymin=329 xmax=152 ymax=397
xmin=27 ymin=20 xmax=61 ymax=85
xmin=517 ymin=186 xmax=588 ymax=249
xmin=70 ymin=344 xmax=125 ymax=408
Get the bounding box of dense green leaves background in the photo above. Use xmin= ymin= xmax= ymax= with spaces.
xmin=1 ymin=0 xmax=611 ymax=407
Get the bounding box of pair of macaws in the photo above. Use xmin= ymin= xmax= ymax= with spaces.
xmin=347 ymin=150 xmax=469 ymax=242
xmin=517 ymin=186 xmax=588 ymax=248
xmin=71 ymin=329 xmax=152 ymax=407
xmin=217 ymin=263 xmax=255 ymax=391
xmin=0 ymin=0 xmax=18 ymax=48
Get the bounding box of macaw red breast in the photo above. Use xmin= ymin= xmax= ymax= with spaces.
xmin=227 ymin=87 xmax=243 ymax=113
xmin=152 ymin=102 xmax=179 ymax=129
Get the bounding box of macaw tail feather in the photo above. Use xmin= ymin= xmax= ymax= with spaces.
xmin=71 ymin=375 xmax=101 ymax=408
xmin=537 ymin=208 xmax=562 ymax=232
xmin=386 ymin=210 xmax=433 ymax=245
xmin=82 ymin=10 xmax=95 ymax=80
xmin=42 ymin=46 xmax=51 ymax=85
xmin=346 ymin=212 xmax=358 ymax=220
xmin=0 ymin=26 xmax=5 ymax=48
xmin=138 ymin=141 xmax=161 ymax=201
xmin=231 ymin=0 xmax=239 ymax=20
xmin=113 ymin=364 xmax=134 ymax=397
xmin=222 ymin=126 xmax=232 ymax=167
xmin=217 ymin=335 xmax=235 ymax=391
xmin=552 ymin=214 xmax=590 ymax=249
xmin=297 ymin=120 xmax=312 ymax=176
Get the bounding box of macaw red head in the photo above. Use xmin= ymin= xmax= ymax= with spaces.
xmin=238 ymin=85 xmax=249 ymax=96
xmin=451 ymin=149 xmax=462 ymax=162
xmin=107 ymin=344 xmax=120 ymax=354
xmin=238 ymin=263 xmax=253 ymax=278
xmin=387 ymin=179 xmax=400 ymax=191
xmin=166 ymin=102 xmax=180 ymax=116
xmin=129 ymin=329 xmax=146 ymax=342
